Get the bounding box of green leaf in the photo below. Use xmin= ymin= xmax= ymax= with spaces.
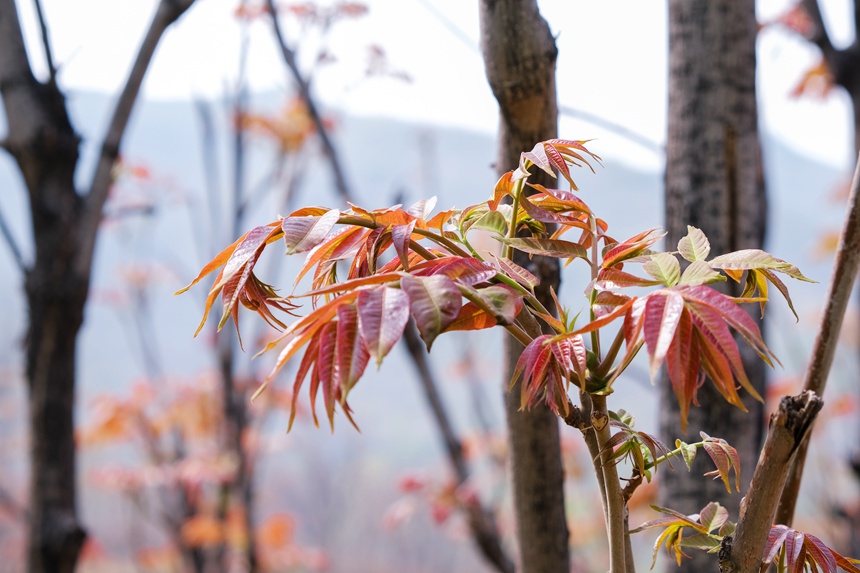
xmin=679 ymin=260 xmax=725 ymax=286
xmin=643 ymin=253 xmax=681 ymax=287
xmin=470 ymin=210 xmax=507 ymax=235
xmin=678 ymin=226 xmax=710 ymax=262
xmin=400 ymin=275 xmax=462 ymax=350
xmin=708 ymin=249 xmax=815 ymax=284
xmin=698 ymin=502 xmax=728 ymax=534
xmin=677 ymin=533 xmax=721 ymax=551
xmin=676 ymin=439 xmax=697 ymax=471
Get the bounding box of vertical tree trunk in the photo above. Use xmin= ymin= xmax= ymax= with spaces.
xmin=479 ymin=2 xmax=570 ymax=572
xmin=0 ymin=2 xmax=194 ymax=571
xmin=661 ymin=1 xmax=767 ymax=570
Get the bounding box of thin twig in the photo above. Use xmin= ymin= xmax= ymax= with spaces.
xmin=0 ymin=204 xmax=26 ymax=271
xmin=265 ymin=0 xmax=353 ymax=203
xmin=776 ymin=151 xmax=860 ymax=525
xmin=720 ymin=392 xmax=823 ymax=573
xmin=77 ymin=0 xmax=196 ymax=277
xmin=401 ymin=319 xmax=515 ymax=573
xmin=32 ymin=0 xmax=56 ymax=85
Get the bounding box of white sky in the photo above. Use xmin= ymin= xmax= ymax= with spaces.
xmin=10 ymin=0 xmax=858 ymax=171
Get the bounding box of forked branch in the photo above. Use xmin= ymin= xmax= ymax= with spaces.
xmin=776 ymin=151 xmax=860 ymax=525
xmin=718 ymin=391 xmax=822 ymax=573
xmin=77 ymin=0 xmax=196 ymax=277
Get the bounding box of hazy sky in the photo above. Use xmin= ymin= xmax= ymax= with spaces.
xmin=10 ymin=0 xmax=857 ymax=170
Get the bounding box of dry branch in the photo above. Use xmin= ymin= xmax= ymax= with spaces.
xmin=718 ymin=391 xmax=823 ymax=573
xmin=401 ymin=320 xmax=515 ymax=573
xmin=78 ymin=0 xmax=196 ymax=277
xmin=776 ymin=152 xmax=860 ymax=526
xmin=265 ymin=0 xmax=353 ymax=203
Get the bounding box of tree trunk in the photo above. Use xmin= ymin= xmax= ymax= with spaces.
xmin=479 ymin=2 xmax=570 ymax=572
xmin=0 ymin=1 xmax=194 ymax=571
xmin=661 ymin=2 xmax=766 ymax=570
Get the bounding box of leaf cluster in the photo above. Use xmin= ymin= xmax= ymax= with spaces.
xmin=180 ymin=139 xmax=813 ymax=436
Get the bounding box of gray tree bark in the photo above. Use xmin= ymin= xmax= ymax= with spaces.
xmin=0 ymin=1 xmax=194 ymax=571
xmin=661 ymin=2 xmax=767 ymax=570
xmin=479 ymin=2 xmax=570 ymax=572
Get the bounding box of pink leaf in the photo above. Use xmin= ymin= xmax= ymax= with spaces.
xmin=400 ymin=275 xmax=462 ymax=350
xmin=358 ymin=287 xmax=411 ymax=366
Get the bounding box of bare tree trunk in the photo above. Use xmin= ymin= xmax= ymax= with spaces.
xmin=0 ymin=1 xmax=194 ymax=571
xmin=479 ymin=2 xmax=570 ymax=572
xmin=661 ymin=1 xmax=766 ymax=570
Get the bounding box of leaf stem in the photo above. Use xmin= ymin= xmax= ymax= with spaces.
xmin=594 ymin=325 xmax=625 ymax=381
xmin=592 ymin=394 xmax=627 ymax=573
xmin=413 ymin=227 xmax=471 ymax=257
xmin=458 ymin=284 xmax=532 ymax=346
xmin=503 ymin=178 xmax=526 ymax=260
xmin=588 ymin=214 xmax=602 ymax=359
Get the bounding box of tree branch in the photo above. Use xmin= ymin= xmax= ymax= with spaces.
xmin=776 ymin=151 xmax=860 ymax=526
xmin=32 ymin=0 xmax=57 ymax=85
xmin=401 ymin=319 xmax=515 ymax=573
xmin=265 ymin=0 xmax=353 ymax=204
xmin=0 ymin=203 xmax=26 ymax=271
xmin=718 ymin=391 xmax=823 ymax=573
xmin=591 ymin=394 xmax=627 ymax=573
xmin=77 ymin=0 xmax=196 ymax=277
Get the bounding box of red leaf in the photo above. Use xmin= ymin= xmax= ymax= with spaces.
xmin=287 ymin=329 xmax=322 ymax=430
xmin=358 ymin=287 xmax=410 ymax=366
xmin=336 ymin=303 xmax=370 ymax=400
xmin=665 ymin=309 xmax=701 ymax=431
xmin=411 ymin=256 xmax=497 ymax=286
xmin=602 ymin=228 xmax=665 ymax=269
xmin=443 ymin=302 xmax=497 ymax=332
xmin=282 ymin=209 xmax=340 ymax=254
xmin=675 ymin=285 xmax=775 ymax=367
xmin=489 ymin=171 xmax=515 ymax=211
xmin=595 ymin=268 xmax=662 ymax=290
xmin=391 ymin=220 xmax=417 ymax=270
xmin=492 ymin=254 xmax=540 ymax=290
xmin=499 ymin=237 xmax=588 ymax=261
xmin=642 ymin=290 xmax=685 ymax=380
xmin=316 ymin=322 xmax=339 ymax=429
xmin=519 ymin=193 xmax=591 ymax=232
xmin=400 ymin=275 xmax=462 ymax=350
xmin=686 ymin=301 xmax=761 ymax=402
xmin=303 ymin=272 xmax=402 ymax=297
xmin=295 ymin=225 xmax=367 ymax=285
xmin=593 ymin=291 xmax=634 ymax=319
xmin=555 ymin=296 xmax=635 ymax=340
